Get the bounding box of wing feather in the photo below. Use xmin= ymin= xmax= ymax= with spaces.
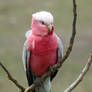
xmin=22 ymin=41 xmax=30 ymax=71
xmin=57 ymin=36 xmax=63 ymax=58
xmin=22 ymin=30 xmax=34 ymax=86
xmin=50 ymin=35 xmax=63 ymax=81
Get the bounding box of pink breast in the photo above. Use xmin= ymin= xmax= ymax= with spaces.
xmin=28 ymin=33 xmax=58 ymax=76
xmin=29 ymin=50 xmax=57 ymax=76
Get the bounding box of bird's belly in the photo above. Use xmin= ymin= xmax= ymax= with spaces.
xmin=29 ymin=51 xmax=57 ymax=76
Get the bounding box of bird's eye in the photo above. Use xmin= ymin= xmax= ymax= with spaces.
xmin=41 ymin=21 xmax=45 ymax=25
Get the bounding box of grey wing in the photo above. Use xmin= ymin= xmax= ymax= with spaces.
xmin=50 ymin=36 xmax=63 ymax=81
xmin=22 ymin=30 xmax=34 ymax=86
xmin=22 ymin=29 xmax=32 ymax=71
xmin=57 ymin=36 xmax=63 ymax=59
xmin=25 ymin=30 xmax=32 ymax=39
xmin=22 ymin=41 xmax=30 ymax=71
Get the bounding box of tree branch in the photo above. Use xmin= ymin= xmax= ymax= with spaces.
xmin=0 ymin=62 xmax=25 ymax=92
xmin=24 ymin=0 xmax=77 ymax=92
xmin=64 ymin=50 xmax=92 ymax=92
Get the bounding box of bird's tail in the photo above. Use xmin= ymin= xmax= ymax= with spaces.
xmin=35 ymin=77 xmax=51 ymax=92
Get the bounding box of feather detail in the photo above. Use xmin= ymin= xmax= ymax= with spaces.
xmin=25 ymin=30 xmax=32 ymax=39
xmin=57 ymin=37 xmax=63 ymax=58
xmin=22 ymin=41 xmax=30 ymax=71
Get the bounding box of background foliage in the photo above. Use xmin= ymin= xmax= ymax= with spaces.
xmin=0 ymin=0 xmax=92 ymax=92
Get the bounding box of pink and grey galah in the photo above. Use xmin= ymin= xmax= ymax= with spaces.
xmin=22 ymin=11 xmax=63 ymax=92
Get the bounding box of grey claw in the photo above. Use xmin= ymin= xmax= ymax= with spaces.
xmin=49 ymin=66 xmax=54 ymax=73
xmin=35 ymin=77 xmax=42 ymax=86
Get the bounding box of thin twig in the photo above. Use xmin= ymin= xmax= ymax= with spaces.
xmin=24 ymin=0 xmax=77 ymax=92
xmin=64 ymin=50 xmax=92 ymax=92
xmin=0 ymin=62 xmax=25 ymax=92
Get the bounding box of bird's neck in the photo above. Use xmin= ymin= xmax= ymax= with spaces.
xmin=32 ymin=27 xmax=53 ymax=37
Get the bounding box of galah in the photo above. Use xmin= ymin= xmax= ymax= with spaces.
xmin=22 ymin=11 xmax=63 ymax=92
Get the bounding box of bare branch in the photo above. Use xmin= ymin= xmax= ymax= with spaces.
xmin=24 ymin=0 xmax=77 ymax=92
xmin=64 ymin=50 xmax=92 ymax=92
xmin=0 ymin=62 xmax=25 ymax=92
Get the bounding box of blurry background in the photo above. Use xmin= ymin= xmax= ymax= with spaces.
xmin=0 ymin=0 xmax=92 ymax=92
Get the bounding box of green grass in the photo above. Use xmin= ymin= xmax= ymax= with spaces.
xmin=0 ymin=0 xmax=92 ymax=92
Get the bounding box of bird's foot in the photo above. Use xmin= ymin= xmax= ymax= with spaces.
xmin=35 ymin=77 xmax=42 ymax=86
xmin=49 ymin=66 xmax=54 ymax=74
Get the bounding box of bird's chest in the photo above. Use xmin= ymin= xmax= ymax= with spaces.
xmin=33 ymin=38 xmax=56 ymax=55
xmin=29 ymin=35 xmax=58 ymax=76
xmin=31 ymin=34 xmax=58 ymax=55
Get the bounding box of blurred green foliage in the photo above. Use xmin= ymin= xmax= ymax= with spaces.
xmin=0 ymin=0 xmax=92 ymax=92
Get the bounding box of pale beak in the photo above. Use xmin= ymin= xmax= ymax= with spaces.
xmin=48 ymin=24 xmax=52 ymax=32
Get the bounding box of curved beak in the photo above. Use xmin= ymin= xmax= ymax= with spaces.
xmin=48 ymin=24 xmax=52 ymax=32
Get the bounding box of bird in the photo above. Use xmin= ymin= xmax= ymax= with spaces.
xmin=22 ymin=11 xmax=63 ymax=92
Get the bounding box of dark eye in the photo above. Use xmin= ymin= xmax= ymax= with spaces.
xmin=41 ymin=21 xmax=45 ymax=25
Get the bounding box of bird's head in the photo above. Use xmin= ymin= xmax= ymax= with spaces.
xmin=31 ymin=11 xmax=54 ymax=36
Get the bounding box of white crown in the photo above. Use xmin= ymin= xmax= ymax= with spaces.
xmin=32 ymin=11 xmax=54 ymax=24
